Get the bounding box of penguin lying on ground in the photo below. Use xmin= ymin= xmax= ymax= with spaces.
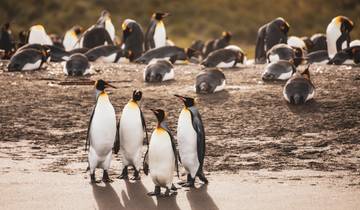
xmin=201 ymin=47 xmax=245 ymax=68
xmin=328 ymin=45 xmax=360 ymax=65
xmin=188 ymin=40 xmax=204 ymax=63
xmin=326 ymin=16 xmax=354 ymax=59
xmin=28 ymin=25 xmax=53 ymax=45
xmin=145 ymin=12 xmax=170 ymax=51
xmin=135 ymin=46 xmax=195 ymax=64
xmin=146 ymin=109 xmax=179 ymax=197
xmin=195 ymin=68 xmax=226 ymax=94
xmin=350 ymin=40 xmax=360 ymax=47
xmin=202 ymin=31 xmax=232 ymax=57
xmin=174 ymin=95 xmax=208 ymax=187
xmin=85 ymin=79 xmax=117 ymax=183
xmin=262 ymin=60 xmax=296 ymax=81
xmin=7 ymin=48 xmax=49 ymax=71
xmin=144 ymin=59 xmax=174 ymax=82
xmin=303 ymin=33 xmax=327 ymax=53
xmin=122 ymin=19 xmax=144 ymax=61
xmin=114 ymin=90 xmax=148 ymax=180
xmin=306 ymin=50 xmax=329 ymax=64
xmin=287 ymin=36 xmax=307 ymax=51
xmin=267 ymin=43 xmax=304 ymax=66
xmin=283 ymin=65 xmax=315 ymax=105
xmin=85 ymin=45 xmax=126 ymax=63
xmin=255 ymin=17 xmax=290 ymax=64
xmin=63 ymin=53 xmax=91 ymax=76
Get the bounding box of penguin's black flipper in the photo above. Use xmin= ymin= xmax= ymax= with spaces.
xmin=189 ymin=108 xmax=206 ymax=169
xmin=163 ymin=123 xmax=179 ymax=178
xmin=85 ymin=104 xmax=97 ymax=152
xmin=143 ymin=149 xmax=149 ymax=175
xmin=144 ymin=21 xmax=156 ymax=51
xmin=140 ymin=108 xmax=150 ymax=175
xmin=113 ymin=120 xmax=120 ymax=154
xmin=255 ymin=25 xmax=267 ymax=64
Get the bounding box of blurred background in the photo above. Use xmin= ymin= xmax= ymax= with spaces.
xmin=1 ymin=0 xmax=359 ymax=56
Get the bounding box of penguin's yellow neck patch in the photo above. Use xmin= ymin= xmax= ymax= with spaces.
xmin=122 ymin=22 xmax=127 ymax=31
xmin=127 ymin=100 xmax=138 ymax=109
xmin=155 ymin=127 xmax=166 ymax=135
xmin=98 ymin=92 xmax=108 ymax=101
xmin=157 ymin=21 xmax=164 ymax=27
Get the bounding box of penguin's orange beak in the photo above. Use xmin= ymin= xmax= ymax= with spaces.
xmin=105 ymin=81 xmax=117 ymax=89
xmin=174 ymin=94 xmax=185 ymax=102
xmin=162 ymin=13 xmax=170 ymax=18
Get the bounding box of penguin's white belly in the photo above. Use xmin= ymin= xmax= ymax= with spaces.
xmin=350 ymin=40 xmax=360 ymax=47
xmin=268 ymin=54 xmax=280 ymax=63
xmin=177 ymin=110 xmax=199 ymax=177
xmin=90 ymin=100 xmax=116 ymax=157
xmin=283 ymin=88 xmax=290 ymax=102
xmin=278 ymin=70 xmax=293 ymax=80
xmin=154 ymin=25 xmax=166 ymax=48
xmin=149 ymin=130 xmax=175 ymax=187
xmin=162 ymin=68 xmax=174 ymax=81
xmin=216 ymin=60 xmax=235 ymax=68
xmin=119 ymin=105 xmax=144 ymax=165
xmin=29 ymin=31 xmax=52 ymax=45
xmin=306 ymin=89 xmax=315 ymax=102
xmin=326 ymin=23 xmax=341 ymax=59
xmin=105 ymin=20 xmax=115 ymax=41
xmin=63 ymin=34 xmax=78 ymax=51
xmin=98 ymin=53 xmax=117 ymax=63
xmin=22 ymin=60 xmax=42 ymax=70
xmin=214 ymin=80 xmax=226 ymax=92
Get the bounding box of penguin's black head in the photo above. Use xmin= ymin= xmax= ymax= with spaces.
xmin=151 ymin=109 xmax=165 ymax=123
xmin=101 ymin=10 xmax=110 ymax=18
xmin=95 ymin=79 xmax=117 ymax=91
xmin=275 ymin=17 xmax=290 ymax=34
xmin=222 ymin=31 xmax=232 ymax=42
xmin=153 ymin=12 xmax=170 ymax=21
xmin=73 ymin=25 xmax=83 ymax=36
xmin=132 ymin=90 xmax=142 ymax=101
xmin=337 ymin=16 xmax=354 ymax=34
xmin=174 ymin=94 xmax=195 ymax=107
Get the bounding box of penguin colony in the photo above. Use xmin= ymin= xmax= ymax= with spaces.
xmin=1 ymin=10 xmax=358 ymax=196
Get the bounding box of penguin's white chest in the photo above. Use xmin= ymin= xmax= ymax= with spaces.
xmin=22 ymin=60 xmax=42 ymax=71
xmin=149 ymin=128 xmax=175 ymax=187
xmin=98 ymin=53 xmax=117 ymax=63
xmin=214 ymin=80 xmax=226 ymax=92
xmin=278 ymin=70 xmax=293 ymax=80
xmin=105 ymin=20 xmax=115 ymax=41
xmin=326 ymin=23 xmax=342 ymax=59
xmin=216 ymin=60 xmax=236 ymax=68
xmin=29 ymin=30 xmax=52 ymax=45
xmin=177 ymin=109 xmax=199 ymax=177
xmin=90 ymin=95 xmax=116 ymax=157
xmin=63 ymin=32 xmax=79 ymax=51
xmin=162 ymin=68 xmax=174 ymax=81
xmin=119 ymin=102 xmax=144 ymax=163
xmin=154 ymin=22 xmax=166 ymax=48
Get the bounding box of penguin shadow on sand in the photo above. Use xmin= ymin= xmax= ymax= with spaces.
xmin=92 ymin=182 xmax=125 ymax=210
xmin=122 ymin=180 xmax=181 ymax=210
xmin=196 ymin=90 xmax=230 ymax=105
xmin=286 ymin=99 xmax=320 ymax=114
xmin=186 ymin=185 xmax=219 ymax=210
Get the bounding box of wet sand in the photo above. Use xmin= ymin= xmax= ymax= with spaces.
xmin=0 ymin=61 xmax=359 ymax=209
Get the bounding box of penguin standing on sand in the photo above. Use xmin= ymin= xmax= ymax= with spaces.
xmin=85 ymin=80 xmax=117 ymax=183
xmin=326 ymin=16 xmax=354 ymax=59
xmin=28 ymin=25 xmax=53 ymax=45
xmin=175 ymin=95 xmax=208 ymax=187
xmin=122 ymin=19 xmax=144 ymax=61
xmin=255 ymin=17 xmax=290 ymax=64
xmin=115 ymin=90 xmax=148 ymax=180
xmin=145 ymin=12 xmax=170 ymax=51
xmin=283 ymin=65 xmax=315 ymax=105
xmin=146 ymin=109 xmax=178 ymax=196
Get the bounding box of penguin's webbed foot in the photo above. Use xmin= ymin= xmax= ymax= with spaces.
xmin=198 ymin=171 xmax=209 ymax=184
xmin=130 ymin=170 xmax=141 ymax=180
xmin=171 ymin=183 xmax=178 ymax=190
xmin=182 ymin=182 xmax=195 ymax=188
xmin=118 ymin=167 xmax=128 ymax=180
xmin=147 ymin=186 xmax=161 ymax=197
xmin=163 ymin=188 xmax=177 ymax=197
xmin=102 ymin=170 xmax=113 ymax=183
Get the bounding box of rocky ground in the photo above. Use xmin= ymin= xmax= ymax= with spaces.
xmin=0 ymin=61 xmax=359 ymax=177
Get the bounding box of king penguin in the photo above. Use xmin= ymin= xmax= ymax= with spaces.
xmin=145 ymin=12 xmax=169 ymax=51
xmin=115 ymin=90 xmax=148 ymax=180
xmin=28 ymin=25 xmax=53 ymax=45
xmin=96 ymin=10 xmax=115 ymax=42
xmin=146 ymin=109 xmax=179 ymax=196
xmin=326 ymin=16 xmax=354 ymax=59
xmin=122 ymin=19 xmax=144 ymax=61
xmin=8 ymin=48 xmax=50 ymax=72
xmin=63 ymin=26 xmax=83 ymax=51
xmin=85 ymin=79 xmax=117 ymax=183
xmin=174 ymin=95 xmax=208 ymax=187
